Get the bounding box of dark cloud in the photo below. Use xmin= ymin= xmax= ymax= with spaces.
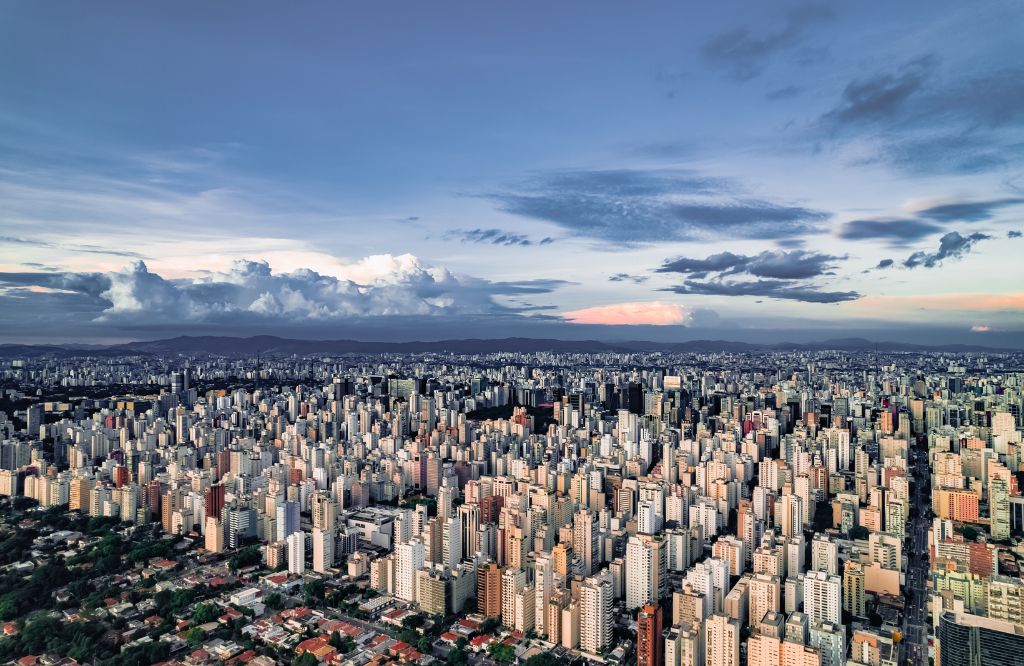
xmin=658 ymin=249 xmax=842 ymax=280
xmin=702 ymin=4 xmax=835 ymax=81
xmin=489 ymin=168 xmax=829 ymax=243
xmin=1009 ymin=230 xmax=1022 ymax=239
xmin=837 ymin=218 xmax=944 ymax=245
xmin=449 ymin=228 xmax=536 ymax=246
xmin=823 ymin=56 xmax=936 ymax=125
xmin=661 ymin=278 xmax=859 ymax=303
xmin=766 ymin=85 xmax=803 ymax=101
xmin=874 ymin=134 xmax=1020 ymax=175
xmin=902 ymin=231 xmax=991 ymax=269
xmin=875 ymin=258 xmax=895 ymax=269
xmin=820 ymin=57 xmax=1024 ymax=174
xmin=71 ymin=245 xmax=148 ymax=259
xmin=0 ymin=236 xmax=147 ymax=258
xmin=608 ymin=273 xmax=649 ymax=284
xmin=775 ymin=238 xmax=806 ymax=248
xmin=915 ymin=197 xmax=1024 ymax=223
xmin=629 ymin=141 xmax=695 ymax=158
xmin=0 ymin=236 xmax=52 ymax=247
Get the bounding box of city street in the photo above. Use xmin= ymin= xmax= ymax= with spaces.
xmin=902 ymin=449 xmax=932 ymax=666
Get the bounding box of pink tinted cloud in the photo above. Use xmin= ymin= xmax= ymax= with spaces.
xmin=853 ymin=293 xmax=1024 ymax=311
xmin=970 ymin=325 xmax=991 ymax=332
xmin=562 ymin=301 xmax=691 ymax=325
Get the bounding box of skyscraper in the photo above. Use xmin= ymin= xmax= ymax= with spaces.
xmin=637 ymin=603 xmax=663 ymax=666
xmin=477 ymin=562 xmax=502 ymax=618
xmin=580 ymin=573 xmax=613 ymax=655
xmin=705 ymin=613 xmax=740 ymax=666
xmin=804 ymin=570 xmax=842 ymax=625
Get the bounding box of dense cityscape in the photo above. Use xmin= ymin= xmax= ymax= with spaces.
xmin=3 ymin=2 xmax=1023 ymax=666
xmin=0 ymin=346 xmax=1020 ymax=666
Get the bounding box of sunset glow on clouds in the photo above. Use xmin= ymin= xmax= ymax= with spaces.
xmin=562 ymin=301 xmax=691 ymax=326
xmin=852 ymin=293 xmax=1024 ymax=312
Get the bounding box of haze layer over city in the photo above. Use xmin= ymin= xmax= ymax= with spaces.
xmin=1 ymin=3 xmax=1023 ymax=666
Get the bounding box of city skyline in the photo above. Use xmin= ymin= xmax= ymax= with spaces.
xmin=2 ymin=2 xmax=1024 ymax=346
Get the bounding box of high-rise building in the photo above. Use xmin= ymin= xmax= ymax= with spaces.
xmin=311 ymin=491 xmax=337 ymax=531
xmin=843 ymin=561 xmax=866 ymax=617
xmin=938 ymin=611 xmax=1024 ymax=666
xmin=637 ymin=603 xmax=663 ymax=666
xmin=810 ymin=534 xmax=838 ymax=575
xmin=204 ymin=516 xmax=224 ymax=553
xmin=312 ymin=527 xmax=335 ymax=573
xmin=664 ymin=622 xmax=702 ymax=666
xmin=276 ymin=500 xmax=300 ymax=542
xmin=574 ymin=509 xmax=598 ymax=575
xmin=626 ymin=535 xmax=666 ymax=610
xmin=803 ymin=570 xmax=841 ymax=625
xmin=704 ymin=613 xmax=740 ymax=666
xmin=477 ymin=562 xmax=502 ymax=618
xmin=580 ymin=573 xmax=613 ymax=655
xmin=990 ymin=478 xmax=1011 ymax=540
xmin=442 ymin=515 xmax=462 ymax=569
xmin=749 ymin=573 xmax=781 ymax=626
xmin=501 ymin=567 xmax=525 ymax=630
xmin=287 ymin=531 xmax=306 ymax=575
xmin=396 ymin=539 xmax=425 ymax=603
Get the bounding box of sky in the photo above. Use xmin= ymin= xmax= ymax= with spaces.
xmin=1 ymin=1 xmax=1023 ymax=347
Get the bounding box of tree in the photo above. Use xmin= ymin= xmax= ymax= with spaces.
xmin=479 ymin=617 xmax=501 ymax=635
xmin=294 ymin=651 xmax=319 ymax=666
xmin=448 ymin=646 xmax=470 ymax=666
xmin=329 ymin=631 xmax=356 ymax=654
xmin=488 ymin=642 xmax=515 ymax=665
xmin=186 ymin=627 xmax=206 ymax=646
xmin=304 ymin=579 xmax=326 ymax=606
xmin=228 ymin=545 xmax=261 ymax=572
xmin=266 ymin=592 xmax=284 ymax=610
xmin=524 ymin=655 xmax=561 ymax=666
xmin=193 ymin=603 xmax=221 ymax=624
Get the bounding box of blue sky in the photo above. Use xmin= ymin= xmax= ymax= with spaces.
xmin=1 ymin=1 xmax=1023 ymax=345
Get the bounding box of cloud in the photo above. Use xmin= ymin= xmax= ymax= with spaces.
xmin=766 ymin=85 xmax=803 ymax=101
xmin=902 ymin=231 xmax=991 ymax=269
xmin=1009 ymin=230 xmax=1022 ymax=239
xmin=913 ymin=197 xmax=1024 ymax=223
xmin=702 ymin=4 xmax=835 ymax=81
xmin=970 ymin=325 xmax=991 ymax=333
xmin=658 ymin=249 xmax=842 ymax=280
xmin=562 ymin=301 xmax=692 ymax=326
xmin=875 ymin=258 xmax=894 ymax=269
xmin=488 ymin=169 xmax=830 ymax=243
xmin=0 ymin=236 xmax=51 ymax=247
xmin=852 ymin=293 xmax=1024 ymax=312
xmin=608 ymin=273 xmax=649 ymax=284
xmin=661 ymin=279 xmax=859 ymax=303
xmin=823 ymin=56 xmax=936 ymax=125
xmin=0 ymin=255 xmax=571 ymax=333
xmin=447 ymin=228 xmax=545 ymax=247
xmin=837 ymin=218 xmax=944 ymax=245
xmin=819 ymin=57 xmax=1024 ymax=174
xmin=654 ymin=250 xmax=854 ymax=302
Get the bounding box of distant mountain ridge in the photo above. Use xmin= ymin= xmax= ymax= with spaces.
xmin=0 ymin=335 xmax=1016 ymax=357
